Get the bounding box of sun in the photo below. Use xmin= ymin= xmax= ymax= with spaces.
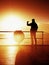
xmin=1 ymin=13 xmax=24 ymax=31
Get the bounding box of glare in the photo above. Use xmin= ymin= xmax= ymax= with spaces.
xmin=0 ymin=13 xmax=25 ymax=45
xmin=6 ymin=46 xmax=19 ymax=65
xmin=0 ymin=32 xmax=18 ymax=45
xmin=1 ymin=14 xmax=24 ymax=31
xmin=5 ymin=32 xmax=17 ymax=45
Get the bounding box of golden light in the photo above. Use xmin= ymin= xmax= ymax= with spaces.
xmin=1 ymin=13 xmax=24 ymax=31
xmin=6 ymin=46 xmax=19 ymax=65
xmin=0 ymin=32 xmax=17 ymax=45
xmin=5 ymin=32 xmax=17 ymax=45
xmin=0 ymin=13 xmax=25 ymax=45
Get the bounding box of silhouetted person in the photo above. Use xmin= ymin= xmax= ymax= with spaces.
xmin=27 ymin=19 xmax=38 ymax=45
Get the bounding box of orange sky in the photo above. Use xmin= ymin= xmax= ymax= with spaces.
xmin=0 ymin=0 xmax=49 ymax=32
xmin=0 ymin=0 xmax=49 ymax=45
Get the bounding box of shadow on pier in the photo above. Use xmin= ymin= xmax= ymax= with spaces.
xmin=15 ymin=45 xmax=49 ymax=65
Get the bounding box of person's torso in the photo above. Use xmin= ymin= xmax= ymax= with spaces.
xmin=30 ymin=23 xmax=38 ymax=31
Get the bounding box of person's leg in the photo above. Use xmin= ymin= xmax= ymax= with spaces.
xmin=30 ymin=31 xmax=33 ymax=45
xmin=34 ymin=32 xmax=37 ymax=45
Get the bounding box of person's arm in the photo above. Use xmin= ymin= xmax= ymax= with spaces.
xmin=27 ymin=21 xmax=31 ymax=26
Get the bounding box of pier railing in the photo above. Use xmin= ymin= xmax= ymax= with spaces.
xmin=0 ymin=31 xmax=44 ymax=45
xmin=23 ymin=31 xmax=44 ymax=45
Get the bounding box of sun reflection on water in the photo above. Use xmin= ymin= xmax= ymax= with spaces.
xmin=0 ymin=32 xmax=18 ymax=45
xmin=6 ymin=46 xmax=19 ymax=65
xmin=0 ymin=45 xmax=20 ymax=65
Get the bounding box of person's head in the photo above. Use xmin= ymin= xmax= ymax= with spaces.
xmin=32 ymin=19 xmax=35 ymax=22
xmin=32 ymin=19 xmax=35 ymax=23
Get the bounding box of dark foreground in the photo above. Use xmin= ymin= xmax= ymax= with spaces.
xmin=0 ymin=45 xmax=49 ymax=65
xmin=15 ymin=45 xmax=49 ymax=65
